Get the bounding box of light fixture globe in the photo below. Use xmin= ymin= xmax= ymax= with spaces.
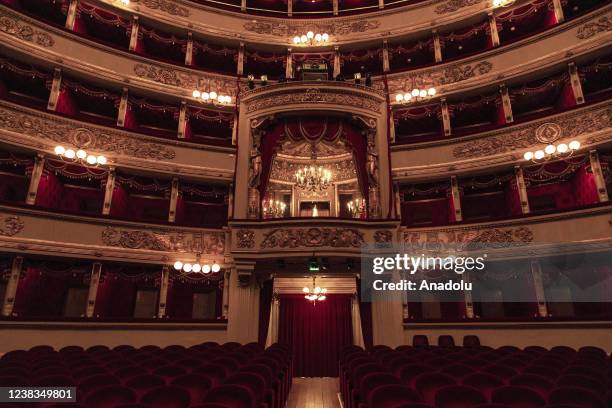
xmin=556 ymin=143 xmax=568 ymax=153
xmin=396 ymin=94 xmax=404 ymax=102
xmin=524 ymin=151 xmax=534 ymax=161
xmin=545 ymin=145 xmax=556 ymax=155
xmin=173 ymin=261 xmax=183 ymax=270
xmin=569 ymin=140 xmax=581 ymax=150
xmin=64 ymin=149 xmax=76 ymax=159
xmin=534 ymin=150 xmax=545 ymax=160
xmin=322 ymin=33 xmax=329 ymax=41
xmin=303 ymin=287 xmax=310 ymax=293
xmin=54 ymin=145 xmax=66 ymax=155
xmin=86 ymin=155 xmax=97 ymax=165
xmin=293 ymin=36 xmax=301 ymax=44
xmin=192 ymin=263 xmax=201 ymax=273
xmin=412 ymin=89 xmax=420 ymax=97
xmin=211 ymin=263 xmax=221 ymax=273
xmin=192 ymin=90 xmax=201 ymax=98
xmin=76 ymin=149 xmax=87 ymax=159
xmin=307 ymin=31 xmax=314 ymax=39
xmin=183 ymin=263 xmax=193 ymax=273
xmin=96 ymin=156 xmax=107 ymax=165
xmin=202 ymin=264 xmax=211 ymax=274
xmin=209 ymin=91 xmax=218 ymax=100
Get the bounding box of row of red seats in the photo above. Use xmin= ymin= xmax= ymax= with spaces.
xmin=0 ymin=342 xmax=293 ymax=408
xmin=341 ymin=336 xmax=610 ymax=408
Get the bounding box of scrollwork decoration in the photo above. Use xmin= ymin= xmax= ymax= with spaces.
xmin=261 ymin=228 xmax=364 ymax=249
xmin=0 ymin=9 xmax=54 ymax=47
xmin=0 ymin=216 xmax=24 ymax=237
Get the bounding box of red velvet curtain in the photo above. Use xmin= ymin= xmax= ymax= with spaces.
xmin=278 ymin=294 xmax=353 ymax=377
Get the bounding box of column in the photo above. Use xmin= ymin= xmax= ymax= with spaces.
xmin=157 ymin=265 xmax=170 ymax=318
xmin=464 ymin=272 xmax=474 ymax=319
xmin=589 ymin=150 xmax=609 ymax=202
xmin=288 ymin=0 xmax=292 ymax=17
xmin=237 ymin=43 xmax=245 ymax=76
xmin=441 ymin=98 xmax=451 ymax=136
xmin=382 ymin=40 xmax=390 ymax=73
xmin=450 ymin=175 xmax=462 ymax=222
xmin=168 ymin=177 xmax=179 ymax=223
xmin=185 ymin=32 xmax=194 ymax=66
xmin=65 ymin=0 xmax=78 ymax=31
xmin=333 ymin=46 xmax=341 ymax=79
xmin=515 ymin=166 xmax=531 ymax=214
xmin=500 ymin=84 xmax=514 ymax=124
xmin=371 ymin=270 xmax=405 ymax=347
xmin=85 ymin=262 xmax=102 ymax=318
xmin=333 ymin=0 xmax=338 ymax=16
xmin=1 ymin=256 xmax=23 ymax=317
xmin=102 ymin=167 xmax=116 ymax=215
xmin=333 ymin=183 xmax=339 ymax=217
xmin=222 ymin=269 xmax=230 ymax=318
xmin=530 ymin=260 xmax=548 ymax=318
xmin=488 ymin=13 xmax=500 ymax=47
xmin=178 ymin=101 xmax=188 ymax=139
xmin=117 ymin=87 xmax=129 ymax=127
xmin=552 ymin=0 xmax=565 ymax=24
xmin=285 ymin=48 xmax=293 ymax=79
xmin=129 ymin=16 xmax=140 ymax=52
xmin=389 ymin=110 xmax=395 ymax=143
xmin=47 ymin=68 xmax=62 ymax=111
xmin=26 ymin=155 xmax=45 ymax=205
xmin=226 ymin=262 xmax=260 ymax=343
xmin=241 ymin=0 xmax=246 ymax=11
xmin=394 ymin=183 xmax=402 ymax=219
xmin=432 ymin=30 xmax=442 ymax=63
xmin=378 ymin=0 xmax=384 ymax=9
xmin=228 ymin=184 xmax=234 ymax=219
xmin=568 ymin=62 xmax=585 ymax=105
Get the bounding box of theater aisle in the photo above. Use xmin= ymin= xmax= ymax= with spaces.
xmin=286 ymin=377 xmax=341 ymax=408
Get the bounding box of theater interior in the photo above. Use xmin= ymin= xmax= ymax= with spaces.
xmin=0 ymin=0 xmax=610 ymax=406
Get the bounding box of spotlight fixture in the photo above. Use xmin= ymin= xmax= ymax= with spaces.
xmin=395 ymin=87 xmax=436 ymax=104
xmin=173 ymin=260 xmax=222 ymax=274
xmin=523 ymin=140 xmax=581 ymax=163
xmin=54 ymin=145 xmax=107 ymax=166
xmin=192 ymin=89 xmax=232 ymax=105
xmin=292 ymin=31 xmax=329 ymax=46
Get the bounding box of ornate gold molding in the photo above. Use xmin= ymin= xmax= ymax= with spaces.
xmin=0 ymin=216 xmax=24 ymax=237
xmin=246 ymin=88 xmax=381 ymax=114
xmin=452 ymin=105 xmax=612 ymax=159
xmin=403 ymin=226 xmax=534 ymax=251
xmin=131 ymin=0 xmax=190 ymax=17
xmin=102 ymin=227 xmax=225 ymax=254
xmin=235 ymin=229 xmax=255 ymax=249
xmin=435 ymin=0 xmax=485 ymax=15
xmin=243 ymin=19 xmax=380 ymax=36
xmin=0 ymin=105 xmax=176 ymax=160
xmin=0 ymin=8 xmax=54 ymax=47
xmin=576 ymin=15 xmax=611 ymax=39
xmin=261 ymin=227 xmax=364 ymax=248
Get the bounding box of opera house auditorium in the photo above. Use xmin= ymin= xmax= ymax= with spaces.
xmin=0 ymin=0 xmax=610 ymax=406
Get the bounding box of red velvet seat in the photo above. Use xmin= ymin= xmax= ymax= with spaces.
xmin=0 ymin=375 xmax=29 ymax=386
xmin=225 ymin=372 xmax=269 ymax=407
xmin=114 ymin=366 xmax=143 ymax=379
xmin=463 ymin=336 xmax=481 ymax=348
xmin=29 ymin=345 xmax=55 ymax=354
xmin=169 ymin=373 xmax=212 ymax=405
xmin=413 ymin=335 xmax=429 ymax=347
xmin=523 ymin=346 xmax=548 ymax=355
xmin=435 ymin=385 xmax=486 ymax=408
xmin=482 ymin=365 xmax=518 ymax=380
xmin=438 ymin=335 xmax=455 ymax=348
xmin=125 ymin=374 xmax=166 ymax=396
xmin=415 ymin=372 xmax=456 ymax=405
xmin=32 ymin=375 xmax=74 ymax=387
xmin=440 ymin=364 xmax=475 ymax=379
xmin=548 ymin=387 xmax=606 ymax=408
xmin=77 ymin=374 xmax=121 ymax=394
xmin=461 ymin=373 xmax=504 ymax=401
xmin=191 ymin=364 xmax=228 ymax=386
xmin=577 ymin=346 xmax=606 ymax=359
xmin=509 ymin=374 xmax=554 ymax=399
xmin=73 ymin=365 xmax=109 ymax=378
xmin=556 ymin=374 xmax=604 ymax=394
xmin=140 ymin=385 xmax=191 ymax=408
xmin=368 ymin=384 xmax=422 ymax=407
xmin=86 ymin=345 xmax=110 ymax=354
xmin=84 ymin=385 xmax=136 ymax=408
xmin=354 ymin=372 xmax=401 ymax=408
xmin=492 ymin=385 xmax=546 ymax=407
xmin=153 ymin=365 xmax=188 ymax=379
xmin=201 ymin=384 xmax=255 ymax=408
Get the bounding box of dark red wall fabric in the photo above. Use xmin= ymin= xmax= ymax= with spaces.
xmin=278 ymin=294 xmax=353 ymax=377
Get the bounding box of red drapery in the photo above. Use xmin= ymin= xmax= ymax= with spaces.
xmin=278 ymin=294 xmax=353 ymax=377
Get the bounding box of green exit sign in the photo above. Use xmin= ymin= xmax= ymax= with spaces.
xmin=309 ymin=261 xmax=320 ymax=272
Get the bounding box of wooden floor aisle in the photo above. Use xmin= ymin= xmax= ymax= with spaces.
xmin=286 ymin=377 xmax=341 ymax=408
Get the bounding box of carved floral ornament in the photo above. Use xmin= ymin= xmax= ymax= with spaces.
xmin=0 ymin=216 xmax=24 ymax=237
xmin=452 ymin=105 xmax=612 ymax=159
xmin=133 ymin=63 xmax=236 ymax=96
xmin=243 ymin=19 xmax=380 ymax=37
xmin=435 ymin=0 xmax=485 ymax=14
xmin=0 ymin=9 xmax=54 ymax=47
xmin=403 ymin=226 xmax=534 ymax=252
xmin=261 ymin=228 xmax=364 ymax=249
xmin=102 ymin=227 xmax=225 ymax=254
xmin=236 ymin=229 xmax=255 ymax=249
xmin=246 ymin=88 xmax=381 ymax=114
xmin=576 ymin=15 xmax=612 ymax=40
xmin=129 ymin=0 xmax=190 ymax=17
xmin=0 ymin=105 xmax=176 ymax=160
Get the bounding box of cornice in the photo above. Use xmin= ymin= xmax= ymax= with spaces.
xmin=391 ymin=102 xmax=612 ymax=181
xmin=0 ymin=100 xmax=236 ymax=182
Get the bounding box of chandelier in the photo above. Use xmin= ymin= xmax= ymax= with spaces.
xmin=295 ymin=165 xmax=332 ymax=192
xmin=192 ymin=89 xmax=232 ymax=105
xmin=54 ymin=146 xmax=107 ymax=166
xmin=395 ymin=87 xmax=437 ymax=104
xmin=173 ymin=260 xmax=221 ymax=274
xmin=263 ymin=199 xmax=287 ymax=218
xmin=347 ymin=198 xmax=366 ymax=218
xmin=293 ymin=31 xmax=329 ymax=46
xmin=303 ymin=276 xmax=327 ymax=302
xmin=523 ymin=140 xmax=580 ymax=163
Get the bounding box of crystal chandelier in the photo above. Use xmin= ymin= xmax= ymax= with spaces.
xmin=303 ymin=276 xmax=327 ymax=302
xmin=295 ymin=165 xmax=332 ymax=192
xmin=263 ymin=199 xmax=287 ymax=218
xmin=523 ymin=140 xmax=580 ymax=163
xmin=293 ymin=31 xmax=329 ymax=46
xmin=54 ymin=146 xmax=107 ymax=166
xmin=347 ymin=198 xmax=366 ymax=218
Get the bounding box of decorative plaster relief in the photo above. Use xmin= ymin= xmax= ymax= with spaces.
xmin=246 ymin=88 xmax=381 ymax=114
xmin=0 ymin=106 xmax=176 ymax=160
xmin=236 ymin=229 xmax=255 ymax=249
xmin=243 ymin=19 xmax=380 ymax=37
xmin=133 ymin=63 xmax=237 ymax=96
xmin=0 ymin=216 xmax=24 ymax=237
xmin=271 ymin=158 xmax=357 ymax=183
xmin=261 ymin=227 xmax=364 ymax=248
xmin=0 ymin=9 xmax=54 ymax=47
xmin=384 ymin=61 xmax=493 ymax=95
xmin=374 ymin=230 xmax=393 ymax=243
xmin=102 ymin=227 xmax=225 ymax=254
xmin=130 ymin=0 xmax=190 ymax=17
xmin=435 ymin=0 xmax=485 ymax=14
xmin=576 ymin=15 xmax=612 ymax=39
xmin=452 ymin=106 xmax=612 ymax=158
xmin=403 ymin=226 xmax=534 ymax=252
